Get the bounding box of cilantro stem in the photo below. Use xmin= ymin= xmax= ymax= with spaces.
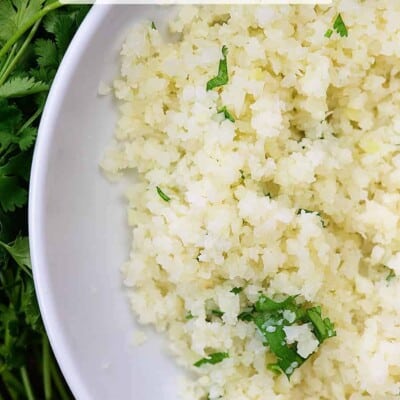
xmin=0 ymin=1 xmax=64 ymax=61
xmin=16 ymin=103 xmax=44 ymax=136
xmin=42 ymin=335 xmax=52 ymax=400
xmin=1 ymin=370 xmax=25 ymax=398
xmin=0 ymin=20 xmax=42 ymax=87
xmin=49 ymin=353 xmax=71 ymax=400
xmin=0 ymin=44 xmax=18 ymax=79
xmin=20 ymin=367 xmax=35 ymax=400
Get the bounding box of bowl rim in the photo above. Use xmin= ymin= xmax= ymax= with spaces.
xmin=28 ymin=5 xmax=112 ymax=399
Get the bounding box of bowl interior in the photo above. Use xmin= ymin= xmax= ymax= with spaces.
xmin=29 ymin=5 xmax=181 ymax=399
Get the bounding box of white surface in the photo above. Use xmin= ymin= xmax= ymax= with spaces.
xmin=29 ymin=5 xmax=181 ymax=400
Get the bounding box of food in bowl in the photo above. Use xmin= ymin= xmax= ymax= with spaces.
xmin=101 ymin=2 xmax=400 ymax=398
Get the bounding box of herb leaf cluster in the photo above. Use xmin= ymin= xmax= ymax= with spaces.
xmin=0 ymin=2 xmax=89 ymax=398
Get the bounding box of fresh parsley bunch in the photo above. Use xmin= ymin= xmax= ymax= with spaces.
xmin=0 ymin=1 xmax=89 ymax=398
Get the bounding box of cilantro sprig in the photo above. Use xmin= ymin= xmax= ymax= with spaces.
xmin=0 ymin=2 xmax=89 ymax=399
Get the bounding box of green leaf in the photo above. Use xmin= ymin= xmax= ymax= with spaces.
xmin=43 ymin=7 xmax=89 ymax=61
xmin=18 ymin=126 xmax=37 ymax=150
xmin=230 ymin=287 xmax=243 ymax=294
xmin=306 ymin=307 xmax=336 ymax=343
xmin=185 ymin=311 xmax=194 ymax=320
xmin=151 ymin=21 xmax=156 ymax=30
xmin=20 ymin=279 xmax=41 ymax=331
xmin=156 ymin=186 xmax=171 ymax=202
xmin=0 ymin=151 xmax=32 ymax=181
xmin=206 ymin=45 xmax=229 ymax=91
xmin=333 ymin=13 xmax=348 ymax=37
xmin=386 ymin=269 xmax=396 ymax=282
xmin=253 ymin=313 xmax=304 ymax=377
xmin=211 ymin=309 xmax=224 ymax=318
xmin=0 ymin=76 xmax=48 ymax=98
xmin=0 ymin=176 xmax=27 ymax=211
xmin=267 ymin=363 xmax=282 ymax=375
xmin=217 ymin=106 xmax=235 ymax=122
xmin=52 ymin=14 xmax=75 ymax=57
xmin=0 ymin=236 xmax=31 ymax=273
xmin=34 ymin=38 xmax=58 ymax=69
xmin=239 ymin=294 xmax=336 ymax=378
xmin=254 ymin=294 xmax=297 ymax=313
xmin=324 ymin=28 xmax=333 ymax=38
xmin=194 ymin=352 xmax=229 ymax=367
xmin=238 ymin=307 xmax=254 ymax=321
xmin=0 ymin=0 xmax=45 ymax=44
xmin=0 ymin=99 xmax=22 ymax=134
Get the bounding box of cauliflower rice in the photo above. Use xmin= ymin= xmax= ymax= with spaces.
xmin=101 ymin=2 xmax=400 ymax=399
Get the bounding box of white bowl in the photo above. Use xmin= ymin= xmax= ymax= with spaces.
xmin=29 ymin=5 xmax=181 ymax=399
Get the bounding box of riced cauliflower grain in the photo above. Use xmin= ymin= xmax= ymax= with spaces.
xmin=283 ymin=324 xmax=320 ymax=359
xmin=102 ymin=1 xmax=400 ymax=398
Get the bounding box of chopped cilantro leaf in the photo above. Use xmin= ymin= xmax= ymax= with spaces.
xmin=0 ymin=236 xmax=31 ymax=276
xmin=0 ymin=76 xmax=49 ymax=98
xmin=238 ymin=307 xmax=254 ymax=322
xmin=306 ymin=307 xmax=336 ymax=343
xmin=386 ymin=268 xmax=396 ymax=282
xmin=151 ymin=21 xmax=156 ymax=30
xmin=238 ymin=294 xmax=335 ymax=377
xmin=185 ymin=311 xmax=194 ymax=320
xmin=211 ymin=309 xmax=224 ymax=317
xmin=333 ymin=14 xmax=348 ymax=37
xmin=325 ymin=14 xmax=348 ymax=39
xmin=254 ymin=294 xmax=298 ymax=313
xmin=267 ymin=363 xmax=282 ymax=375
xmin=206 ymin=45 xmax=229 ymax=91
xmin=217 ymin=106 xmax=235 ymax=122
xmin=230 ymin=287 xmax=243 ymax=294
xmin=156 ymin=186 xmax=171 ymax=202
xmin=194 ymin=352 xmax=229 ymax=367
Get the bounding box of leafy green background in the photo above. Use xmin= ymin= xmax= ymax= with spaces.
xmin=0 ymin=1 xmax=90 ymax=398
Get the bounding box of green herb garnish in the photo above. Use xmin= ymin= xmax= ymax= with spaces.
xmin=238 ymin=307 xmax=254 ymax=322
xmin=211 ymin=309 xmax=224 ymax=318
xmin=185 ymin=311 xmax=194 ymax=320
xmin=267 ymin=363 xmax=282 ymax=375
xmin=194 ymin=352 xmax=229 ymax=367
xmin=306 ymin=306 xmax=336 ymax=343
xmin=151 ymin=21 xmax=156 ymax=30
xmin=230 ymin=287 xmax=243 ymax=294
xmin=156 ymin=186 xmax=171 ymax=202
xmin=333 ymin=14 xmax=348 ymax=37
xmin=206 ymin=45 xmax=229 ymax=91
xmin=386 ymin=269 xmax=396 ymax=282
xmin=217 ymin=106 xmax=235 ymax=122
xmin=239 ymin=294 xmax=335 ymax=378
xmin=326 ymin=14 xmax=348 ymax=38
